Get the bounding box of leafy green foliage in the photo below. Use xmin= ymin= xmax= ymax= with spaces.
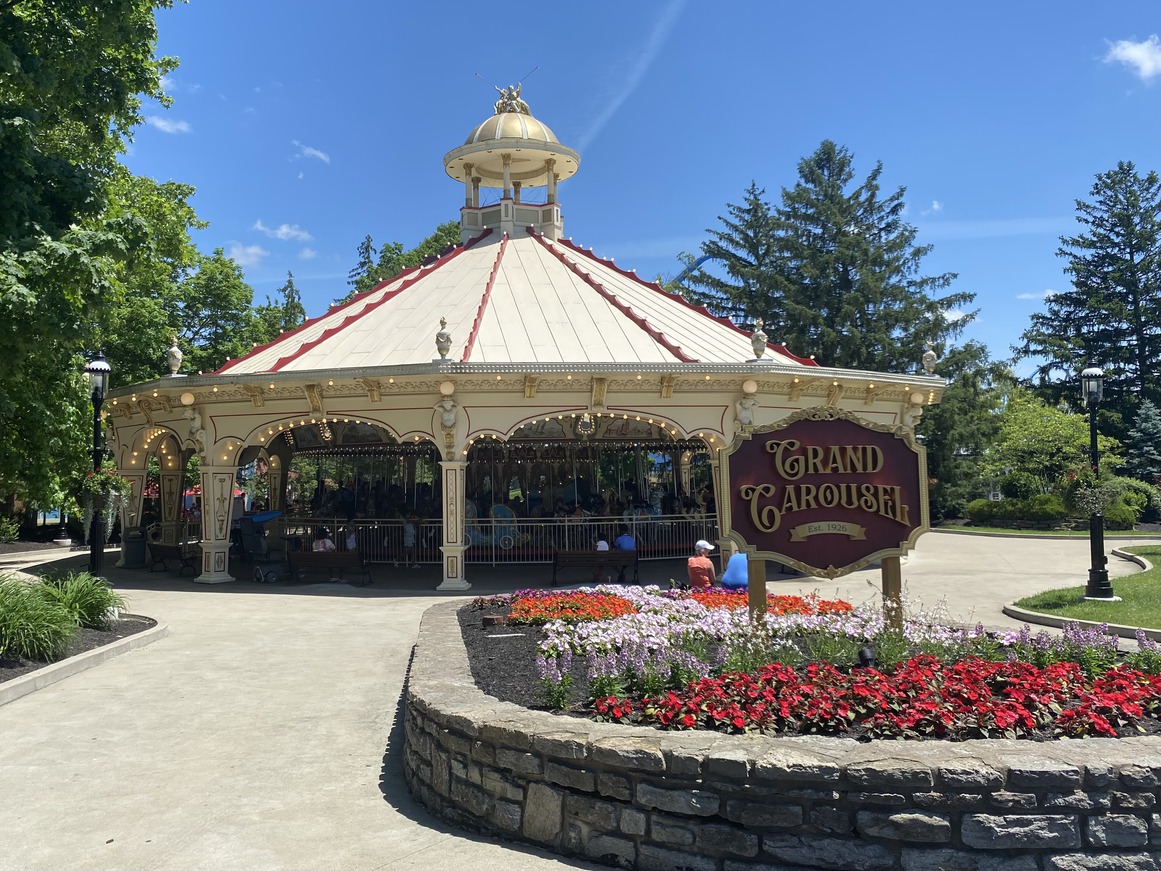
xmin=339 ymin=221 xmax=462 ymax=303
xmin=254 ymin=271 xmax=307 ymax=345
xmin=1015 ymin=162 xmax=1161 ymax=420
xmin=0 ymin=516 xmax=18 ymax=543
xmin=175 ymin=249 xmax=260 ymax=375
xmin=1125 ymin=400 xmax=1161 ymax=485
xmin=37 ymin=571 xmax=126 ymax=630
xmin=0 ymin=577 xmax=77 ymax=661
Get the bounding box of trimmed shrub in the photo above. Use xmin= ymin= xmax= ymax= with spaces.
xmin=1103 ymin=500 xmax=1138 ymax=531
xmin=37 ymin=572 xmax=126 ymax=630
xmin=965 ymin=498 xmax=996 ymax=525
xmin=1025 ymin=494 xmax=1068 ymax=524
xmin=991 ymin=499 xmax=1024 ymax=525
xmin=1000 ymin=471 xmax=1040 ymax=500
xmin=0 ymin=577 xmax=77 ymax=661
xmin=1111 ymin=477 xmax=1161 ymax=523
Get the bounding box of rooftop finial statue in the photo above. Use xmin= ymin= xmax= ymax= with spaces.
xmin=750 ymin=319 xmax=768 ymax=360
xmin=435 ymin=317 xmax=453 ymax=360
xmin=493 ymin=83 xmax=530 ymax=115
xmin=166 ymin=336 xmax=183 ymax=376
xmin=922 ymin=340 xmax=937 ymax=375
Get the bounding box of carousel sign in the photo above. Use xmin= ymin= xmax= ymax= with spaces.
xmin=721 ymin=407 xmax=928 ymax=578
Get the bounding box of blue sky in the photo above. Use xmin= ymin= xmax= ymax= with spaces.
xmin=123 ymin=1 xmax=1161 ymax=375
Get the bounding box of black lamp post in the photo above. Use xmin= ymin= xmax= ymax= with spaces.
xmin=1081 ymin=364 xmax=1114 ymax=600
xmin=85 ymin=353 xmax=112 ymax=576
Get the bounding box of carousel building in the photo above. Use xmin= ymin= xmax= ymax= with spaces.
xmin=106 ymin=89 xmax=944 ymax=590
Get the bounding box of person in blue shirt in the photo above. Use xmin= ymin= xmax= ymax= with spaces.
xmin=612 ymin=525 xmax=636 ymax=583
xmin=720 ymin=551 xmax=749 ymax=590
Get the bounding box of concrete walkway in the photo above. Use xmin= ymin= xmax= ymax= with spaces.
xmin=0 ymin=532 xmax=1154 ymax=871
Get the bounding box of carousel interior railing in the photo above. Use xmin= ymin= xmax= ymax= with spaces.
xmin=254 ymin=513 xmax=718 ymax=565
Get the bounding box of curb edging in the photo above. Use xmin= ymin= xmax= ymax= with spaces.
xmin=0 ymin=621 xmax=170 ymax=708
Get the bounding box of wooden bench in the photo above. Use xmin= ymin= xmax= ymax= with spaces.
xmin=286 ymin=549 xmax=371 ymax=586
xmin=146 ymin=541 xmax=201 ymax=576
xmin=551 ymin=549 xmax=639 ymax=586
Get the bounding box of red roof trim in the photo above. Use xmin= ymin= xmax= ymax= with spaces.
xmin=529 ymin=229 xmax=699 ymax=364
xmin=460 ymin=233 xmax=508 ymax=362
xmin=213 ymin=231 xmax=492 ymax=375
xmin=266 ymin=231 xmax=491 ymax=373
xmin=553 ymin=236 xmax=819 ymax=368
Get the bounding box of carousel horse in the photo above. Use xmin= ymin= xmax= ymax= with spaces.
xmin=489 ymin=503 xmax=530 ymax=550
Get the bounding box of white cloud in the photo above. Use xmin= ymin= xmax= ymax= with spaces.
xmin=1105 ymin=35 xmax=1161 ymax=82
xmin=226 ymin=243 xmax=269 ymax=268
xmin=253 ymin=219 xmax=313 ymax=242
xmin=144 ymin=115 xmax=191 ymax=134
xmin=1017 ymin=289 xmax=1056 ymax=300
xmin=920 ymin=200 xmax=943 ymax=216
xmin=298 ymin=247 xmax=318 ymax=260
xmin=292 ymin=140 xmax=331 ymax=164
xmin=576 ymin=0 xmax=688 ymax=152
xmin=943 ymin=308 xmax=969 ymax=323
xmin=297 ymin=171 xmax=304 ymax=180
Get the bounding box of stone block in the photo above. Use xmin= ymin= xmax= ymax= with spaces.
xmin=480 ymin=770 xmax=523 ymax=802
xmin=591 ymin=737 xmax=666 ymax=772
xmin=638 ymin=843 xmax=719 ymax=871
xmin=938 ymin=763 xmax=1004 ymax=790
xmin=431 ymin=751 xmax=450 ymax=797
xmin=1122 ymin=766 xmax=1161 ymax=789
xmin=545 ymin=761 xmax=596 ymax=792
xmin=850 ymin=792 xmax=907 ymax=806
xmin=489 ymin=799 xmax=522 ymax=832
xmin=494 ymin=747 xmax=541 ymax=776
xmin=650 ymin=816 xmax=695 ymax=846
xmin=856 ymin=810 xmax=951 ymax=843
xmin=597 ymin=772 xmax=631 ymax=801
xmin=1045 ymin=791 xmax=1110 ymax=810
xmin=583 ymin=833 xmax=636 ymax=867
xmin=620 ymin=807 xmax=647 ymax=836
xmin=1087 ymin=814 xmax=1150 ymax=848
xmin=1086 ymin=764 xmax=1115 ymax=789
xmin=762 ymin=833 xmax=895 ymax=871
xmin=531 ymin=731 xmax=590 ymax=760
xmin=450 ymin=778 xmax=490 ymax=817
xmin=1043 ymin=854 xmax=1158 ymax=871
xmin=705 ymin=747 xmax=751 ymax=779
xmin=900 ymin=847 xmax=1038 ymax=871
xmin=477 ymin=719 xmax=533 ymax=750
xmin=1113 ymin=792 xmax=1157 ymax=810
xmin=441 ymin=731 xmax=471 ymax=756
xmin=847 ymin=759 xmax=935 ymax=789
xmin=523 ymin=782 xmax=563 ymax=843
xmin=448 ymin=756 xmax=468 ymax=780
xmin=961 ymin=814 xmax=1080 ymax=850
xmin=695 ymin=824 xmax=760 ymax=857
xmin=725 ymin=799 xmax=804 ymax=829
xmin=664 ymin=747 xmax=704 ymax=778
xmin=810 ymin=805 xmax=853 ymax=834
xmin=470 ymin=740 xmax=494 ymax=765
xmin=1001 ymin=755 xmax=1082 ymax=791
xmin=990 ymin=791 xmax=1038 ymax=809
xmin=564 ymin=794 xmax=618 ymax=830
xmin=913 ymin=791 xmax=984 ymax=810
xmin=636 ymin=782 xmax=720 ymax=817
xmin=753 ymin=746 xmax=842 ymax=782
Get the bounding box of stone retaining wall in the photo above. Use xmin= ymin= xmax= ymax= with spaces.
xmin=405 ymin=601 xmax=1161 ymax=870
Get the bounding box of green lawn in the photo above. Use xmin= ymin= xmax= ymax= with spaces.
xmin=938 ymin=525 xmax=1161 ymax=538
xmin=1013 ymin=546 xmax=1161 ymax=628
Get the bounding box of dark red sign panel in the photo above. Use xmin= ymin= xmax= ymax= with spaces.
xmin=722 ymin=409 xmax=928 ymax=577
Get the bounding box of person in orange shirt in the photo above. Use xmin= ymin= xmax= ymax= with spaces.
xmin=686 ymin=539 xmax=717 ymax=589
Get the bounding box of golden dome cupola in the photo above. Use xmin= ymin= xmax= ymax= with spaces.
xmin=443 ymin=86 xmax=580 ymax=243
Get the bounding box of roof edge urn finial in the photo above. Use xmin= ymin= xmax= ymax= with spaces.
xmin=167 ymin=335 xmax=185 ymax=377
xmin=435 ymin=317 xmax=452 ymax=360
xmin=750 ymin=319 xmax=768 ymax=361
xmin=922 ymin=340 xmax=938 ymax=375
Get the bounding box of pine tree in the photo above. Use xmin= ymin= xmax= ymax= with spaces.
xmin=276 ymin=271 xmax=307 ymax=331
xmin=674 ymin=182 xmax=777 ymax=325
xmin=1015 ymin=162 xmax=1161 ymax=418
xmin=770 ymin=141 xmax=972 ymax=371
xmin=347 ymin=234 xmax=377 ymax=289
xmin=1125 ymin=400 xmax=1161 ymax=483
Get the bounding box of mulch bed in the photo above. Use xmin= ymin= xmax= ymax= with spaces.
xmin=0 ymin=615 xmax=157 ymax=685
xmin=0 ymin=540 xmax=69 ymax=556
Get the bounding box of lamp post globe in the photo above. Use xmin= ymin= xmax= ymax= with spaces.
xmin=84 ymin=353 xmax=112 ymax=577
xmin=1080 ymin=364 xmax=1115 ymax=601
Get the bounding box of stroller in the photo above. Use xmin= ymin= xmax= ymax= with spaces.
xmin=238 ymin=513 xmax=286 ymax=583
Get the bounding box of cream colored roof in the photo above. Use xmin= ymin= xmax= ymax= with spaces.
xmin=216 ymin=230 xmax=817 ymax=375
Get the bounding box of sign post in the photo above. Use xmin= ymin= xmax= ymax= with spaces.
xmin=720 ymin=407 xmax=929 ymax=623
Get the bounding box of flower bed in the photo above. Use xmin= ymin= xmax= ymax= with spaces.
xmin=470 ymin=585 xmax=1161 ymax=741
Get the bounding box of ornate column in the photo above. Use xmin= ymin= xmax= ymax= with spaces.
xmin=195 ymin=463 xmax=237 ymax=584
xmin=463 ymin=162 xmax=474 ymax=208
xmin=158 ymin=468 xmax=185 ymax=545
xmin=709 ymin=455 xmax=730 ymax=566
xmin=267 ymin=466 xmax=285 ymax=512
xmin=501 ymin=153 xmax=512 ymax=199
xmin=513 ymin=180 xmax=522 ymax=203
xmin=114 ymin=471 xmax=147 ymax=567
xmin=471 ymin=176 xmax=481 ymax=208
xmin=436 ymin=460 xmax=470 ymax=591
xmin=545 ymin=158 xmax=557 ymax=203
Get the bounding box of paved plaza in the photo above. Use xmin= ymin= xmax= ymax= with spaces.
xmin=0 ymin=532 xmax=1154 ymax=871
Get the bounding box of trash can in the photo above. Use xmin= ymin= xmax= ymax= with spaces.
xmin=122 ymin=525 xmax=147 ymax=569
